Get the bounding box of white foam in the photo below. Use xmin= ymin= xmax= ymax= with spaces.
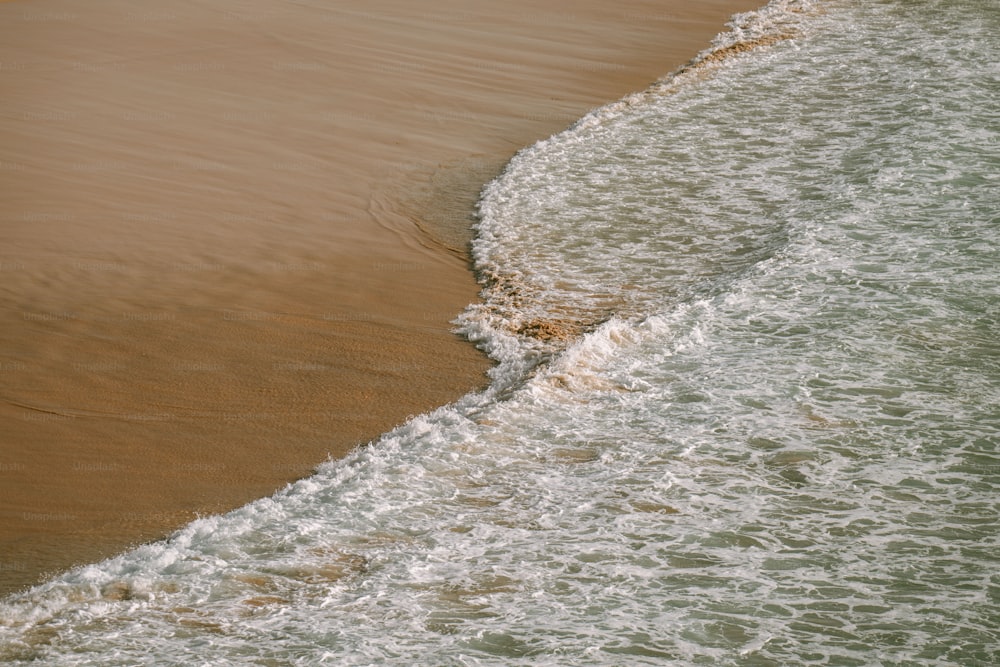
xmin=3 ymin=1 xmax=999 ymax=664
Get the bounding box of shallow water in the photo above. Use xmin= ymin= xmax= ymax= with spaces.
xmin=2 ymin=0 xmax=998 ymax=664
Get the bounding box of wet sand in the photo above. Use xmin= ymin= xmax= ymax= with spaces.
xmin=0 ymin=0 xmax=760 ymax=595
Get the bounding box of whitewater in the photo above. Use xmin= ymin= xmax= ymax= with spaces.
xmin=2 ymin=0 xmax=998 ymax=664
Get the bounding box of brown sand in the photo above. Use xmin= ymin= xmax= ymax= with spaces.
xmin=0 ymin=0 xmax=761 ymax=596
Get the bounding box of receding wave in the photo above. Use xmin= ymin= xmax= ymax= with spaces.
xmin=3 ymin=0 xmax=999 ymax=664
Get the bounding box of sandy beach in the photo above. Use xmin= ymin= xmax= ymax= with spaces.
xmin=0 ymin=0 xmax=759 ymax=596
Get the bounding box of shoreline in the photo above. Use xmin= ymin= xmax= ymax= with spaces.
xmin=0 ymin=0 xmax=761 ymax=597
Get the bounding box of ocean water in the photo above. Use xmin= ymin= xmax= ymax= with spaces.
xmin=2 ymin=0 xmax=998 ymax=664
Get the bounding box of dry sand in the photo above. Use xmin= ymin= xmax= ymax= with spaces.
xmin=0 ymin=0 xmax=761 ymax=596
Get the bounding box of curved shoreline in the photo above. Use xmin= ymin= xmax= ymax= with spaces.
xmin=0 ymin=0 xmax=761 ymax=596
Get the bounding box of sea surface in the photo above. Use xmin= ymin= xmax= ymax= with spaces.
xmin=2 ymin=0 xmax=998 ymax=664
